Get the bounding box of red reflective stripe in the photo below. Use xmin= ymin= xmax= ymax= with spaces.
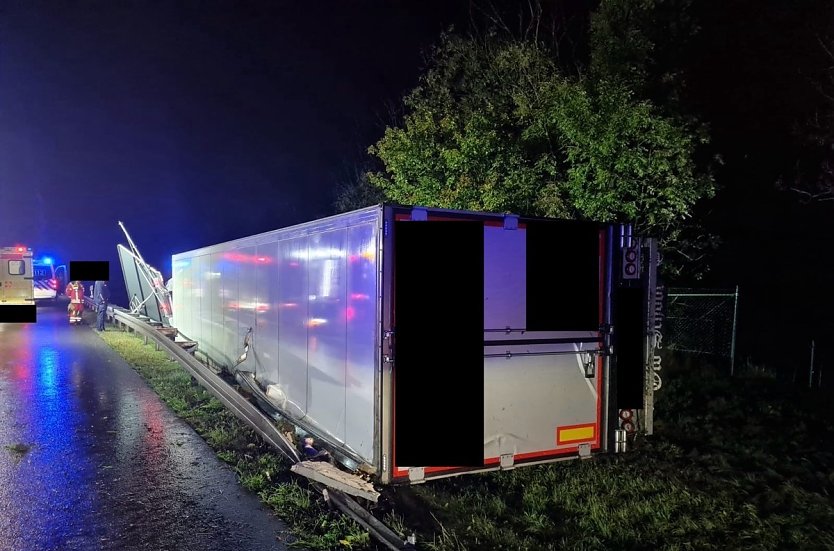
xmin=392 ymin=447 xmax=587 ymax=479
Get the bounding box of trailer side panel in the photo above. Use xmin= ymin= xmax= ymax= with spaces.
xmin=172 ymin=206 xmax=382 ymax=466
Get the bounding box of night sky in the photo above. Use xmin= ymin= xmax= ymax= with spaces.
xmin=1 ymin=1 xmax=832 ymax=371
xmin=0 ymin=0 xmax=469 ymax=294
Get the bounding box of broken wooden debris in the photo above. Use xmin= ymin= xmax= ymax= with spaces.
xmin=291 ymin=461 xmax=380 ymax=503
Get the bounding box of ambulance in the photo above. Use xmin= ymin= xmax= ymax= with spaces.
xmin=0 ymin=246 xmax=35 ymax=305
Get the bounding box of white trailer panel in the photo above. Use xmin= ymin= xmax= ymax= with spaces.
xmin=174 ymin=207 xmax=381 ymax=464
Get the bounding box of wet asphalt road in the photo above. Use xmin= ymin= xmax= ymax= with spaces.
xmin=0 ymin=304 xmax=294 ymax=551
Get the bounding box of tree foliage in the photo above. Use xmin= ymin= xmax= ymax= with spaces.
xmin=589 ymin=0 xmax=699 ymax=114
xmin=782 ymin=33 xmax=834 ymax=204
xmin=364 ymin=26 xmax=715 ymax=276
xmin=331 ymin=1 xmax=721 ymax=277
xmin=333 ymin=168 xmax=386 ymax=213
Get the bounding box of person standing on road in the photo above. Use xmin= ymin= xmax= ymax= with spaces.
xmin=65 ymin=281 xmax=85 ymax=324
xmin=93 ymin=280 xmax=111 ymax=331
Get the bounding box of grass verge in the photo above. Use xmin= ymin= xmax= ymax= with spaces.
xmin=97 ymin=321 xmax=834 ymax=550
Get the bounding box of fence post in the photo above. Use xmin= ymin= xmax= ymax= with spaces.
xmin=730 ymin=285 xmax=739 ymax=376
xmin=808 ymin=340 xmax=816 ymax=389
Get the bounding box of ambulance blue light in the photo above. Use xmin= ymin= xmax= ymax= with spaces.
xmin=42 ymin=257 xmax=53 ymax=265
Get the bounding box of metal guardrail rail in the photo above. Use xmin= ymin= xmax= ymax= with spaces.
xmin=89 ymin=299 xmax=415 ymax=551
xmin=85 ymin=298 xmax=302 ymax=463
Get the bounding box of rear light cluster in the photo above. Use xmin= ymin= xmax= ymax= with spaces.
xmin=49 ymin=279 xmax=58 ymax=290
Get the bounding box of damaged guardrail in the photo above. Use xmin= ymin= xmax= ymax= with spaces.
xmin=98 ymin=301 xmax=302 ymax=463
xmin=87 ymin=299 xmax=416 ymax=551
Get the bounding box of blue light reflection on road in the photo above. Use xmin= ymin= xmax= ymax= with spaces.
xmin=0 ymin=328 xmax=99 ymax=549
xmin=37 ymin=346 xmax=58 ymax=394
xmin=31 ymin=343 xmax=98 ymax=548
xmin=0 ymin=308 xmax=292 ymax=550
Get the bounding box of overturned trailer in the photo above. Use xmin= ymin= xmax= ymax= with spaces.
xmin=171 ymin=204 xmax=660 ymax=485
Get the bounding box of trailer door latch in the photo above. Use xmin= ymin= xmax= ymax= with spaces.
xmin=582 ymin=352 xmax=596 ymax=378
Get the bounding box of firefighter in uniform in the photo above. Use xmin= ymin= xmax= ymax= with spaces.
xmin=65 ymin=280 xmax=85 ymax=324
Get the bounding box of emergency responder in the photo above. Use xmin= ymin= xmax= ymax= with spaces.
xmin=93 ymin=280 xmax=110 ymax=331
xmin=65 ymin=281 xmax=85 ymax=324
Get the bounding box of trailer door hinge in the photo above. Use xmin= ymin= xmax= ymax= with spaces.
xmin=384 ymin=331 xmax=395 ymax=367
xmin=408 ymin=467 xmax=425 ymax=482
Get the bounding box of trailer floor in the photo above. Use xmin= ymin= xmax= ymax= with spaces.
xmin=0 ymin=305 xmax=294 ymax=550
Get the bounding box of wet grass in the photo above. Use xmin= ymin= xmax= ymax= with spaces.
xmin=97 ymin=323 xmax=834 ymax=550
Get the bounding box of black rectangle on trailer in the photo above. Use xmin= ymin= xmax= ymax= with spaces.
xmin=526 ymin=221 xmax=600 ymax=331
xmin=393 ymin=220 xmax=484 ymax=467
xmin=615 ymin=286 xmax=645 ymax=409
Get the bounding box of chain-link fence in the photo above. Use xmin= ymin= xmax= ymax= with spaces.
xmin=663 ymin=287 xmax=739 ymax=374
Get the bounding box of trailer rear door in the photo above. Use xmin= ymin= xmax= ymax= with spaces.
xmin=389 ymin=211 xmax=607 ymax=482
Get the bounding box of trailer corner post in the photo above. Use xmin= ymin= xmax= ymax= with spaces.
xmin=604 ymin=225 xmax=617 ymax=454
xmin=730 ymin=285 xmax=739 ymax=376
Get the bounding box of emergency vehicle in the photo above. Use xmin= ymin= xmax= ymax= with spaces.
xmin=32 ymin=256 xmax=61 ymax=302
xmin=0 ymin=246 xmax=34 ymax=305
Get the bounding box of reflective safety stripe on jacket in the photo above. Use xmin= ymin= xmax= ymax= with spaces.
xmin=66 ymin=283 xmax=84 ymax=303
